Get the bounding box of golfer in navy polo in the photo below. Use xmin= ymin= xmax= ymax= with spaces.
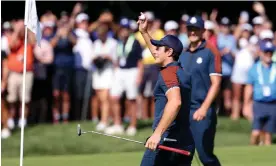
xmin=179 ymin=16 xmax=222 ymax=166
xmin=137 ymin=13 xmax=194 ymax=166
xmin=244 ymin=40 xmax=276 ymax=146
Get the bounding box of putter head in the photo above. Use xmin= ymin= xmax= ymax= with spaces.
xmin=77 ymin=124 xmax=81 ymax=136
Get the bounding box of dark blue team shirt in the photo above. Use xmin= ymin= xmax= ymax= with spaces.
xmin=118 ymin=39 xmax=143 ymax=69
xmin=179 ymin=40 xmax=222 ymax=110
xmin=45 ymin=31 xmax=75 ymax=68
xmin=153 ymin=61 xmax=194 ymax=146
xmin=54 ymin=38 xmax=74 ymax=68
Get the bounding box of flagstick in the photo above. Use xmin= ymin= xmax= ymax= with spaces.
xmin=19 ymin=25 xmax=28 ymax=166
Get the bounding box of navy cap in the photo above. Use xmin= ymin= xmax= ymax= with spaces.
xmin=150 ymin=35 xmax=184 ymax=56
xmin=120 ymin=17 xmax=130 ymax=28
xmin=259 ymin=40 xmax=275 ymax=52
xmin=186 ymin=16 xmax=204 ymax=29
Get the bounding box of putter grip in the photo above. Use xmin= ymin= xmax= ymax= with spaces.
xmin=157 ymin=145 xmax=191 ymax=156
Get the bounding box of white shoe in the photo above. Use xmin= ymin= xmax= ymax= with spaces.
xmin=104 ymin=125 xmax=124 ymax=135
xmin=126 ymin=126 xmax=137 ymax=136
xmin=1 ymin=128 xmax=11 ymax=139
xmin=18 ymin=119 xmax=27 ymax=128
xmin=7 ymin=118 xmax=15 ymax=129
xmin=96 ymin=122 xmax=107 ymax=131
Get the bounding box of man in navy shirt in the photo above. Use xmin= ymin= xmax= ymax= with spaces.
xmin=50 ymin=22 xmax=76 ymax=124
xmin=244 ymin=40 xmax=276 ymax=146
xmin=179 ymin=16 xmax=222 ymax=166
xmin=138 ymin=13 xmax=194 ymax=166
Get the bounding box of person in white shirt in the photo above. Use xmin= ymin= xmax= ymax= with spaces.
xmin=92 ymin=23 xmax=117 ymax=131
xmin=231 ymin=37 xmax=258 ymax=121
xmin=73 ymin=13 xmax=94 ymax=120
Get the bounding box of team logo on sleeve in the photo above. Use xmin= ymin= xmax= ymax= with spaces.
xmin=196 ymin=57 xmax=203 ymax=64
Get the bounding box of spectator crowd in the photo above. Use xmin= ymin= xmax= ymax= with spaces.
xmin=1 ymin=2 xmax=276 ymax=143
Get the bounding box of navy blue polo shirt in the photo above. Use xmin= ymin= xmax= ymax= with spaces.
xmin=179 ymin=40 xmax=222 ymax=110
xmin=153 ymin=62 xmax=193 ymax=146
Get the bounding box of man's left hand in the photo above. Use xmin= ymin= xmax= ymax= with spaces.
xmin=145 ymin=133 xmax=161 ymax=151
xmin=193 ymin=107 xmax=207 ymax=121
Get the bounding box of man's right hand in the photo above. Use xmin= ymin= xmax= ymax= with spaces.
xmin=137 ymin=12 xmax=148 ymax=34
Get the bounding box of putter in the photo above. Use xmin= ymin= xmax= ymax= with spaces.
xmin=77 ymin=124 xmax=191 ymax=156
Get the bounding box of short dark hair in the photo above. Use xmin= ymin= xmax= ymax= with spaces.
xmin=164 ymin=46 xmax=180 ymax=61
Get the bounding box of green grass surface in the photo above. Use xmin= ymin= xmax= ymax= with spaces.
xmin=2 ymin=146 xmax=276 ymax=166
xmin=2 ymin=118 xmax=276 ymax=165
xmin=1 ymin=118 xmax=252 ymax=157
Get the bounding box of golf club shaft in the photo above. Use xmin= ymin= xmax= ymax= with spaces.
xmin=82 ymin=131 xmax=144 ymax=144
xmin=81 ymin=130 xmax=190 ymax=156
xmin=78 ymin=124 xmax=190 ymax=156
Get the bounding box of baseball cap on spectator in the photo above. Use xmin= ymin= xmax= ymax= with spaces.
xmin=144 ymin=11 xmax=155 ymax=21
xmin=252 ymin=16 xmax=264 ymax=25
xmin=130 ymin=20 xmax=138 ymax=31
xmin=3 ymin=21 xmax=12 ymax=30
xmin=181 ymin=14 xmax=189 ymax=22
xmin=75 ymin=13 xmax=89 ymax=23
xmin=120 ymin=17 xmax=130 ymax=29
xmin=186 ymin=16 xmax=204 ymax=29
xmin=150 ymin=35 xmax=183 ymax=57
xmin=259 ymin=29 xmax=274 ymax=40
xmin=241 ymin=23 xmax=253 ymax=32
xmin=259 ymin=40 xmax=275 ymax=52
xmin=164 ymin=20 xmax=179 ymax=32
xmin=204 ymin=20 xmax=215 ymax=30
xmin=220 ymin=17 xmax=230 ymax=26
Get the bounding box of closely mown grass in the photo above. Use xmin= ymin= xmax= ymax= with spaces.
xmin=1 ymin=117 xmax=254 ymax=157
xmin=2 ymin=146 xmax=276 ymax=166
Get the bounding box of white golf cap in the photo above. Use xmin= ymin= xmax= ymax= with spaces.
xmin=181 ymin=14 xmax=189 ymax=22
xmin=3 ymin=21 xmax=12 ymax=29
xmin=75 ymin=13 xmax=89 ymax=23
xmin=130 ymin=20 xmax=138 ymax=30
xmin=164 ymin=20 xmax=179 ymax=31
xmin=259 ymin=29 xmax=274 ymax=40
xmin=204 ymin=20 xmax=215 ymax=30
xmin=252 ymin=16 xmax=264 ymax=25
xmin=144 ymin=11 xmax=155 ymax=21
xmin=241 ymin=23 xmax=253 ymax=32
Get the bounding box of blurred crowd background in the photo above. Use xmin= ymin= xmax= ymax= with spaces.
xmin=1 ymin=1 xmax=276 ymax=139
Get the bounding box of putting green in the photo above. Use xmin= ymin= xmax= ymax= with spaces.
xmin=2 ymin=146 xmax=276 ymax=166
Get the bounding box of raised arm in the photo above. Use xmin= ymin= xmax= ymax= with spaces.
xmin=137 ymin=13 xmax=156 ymax=59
